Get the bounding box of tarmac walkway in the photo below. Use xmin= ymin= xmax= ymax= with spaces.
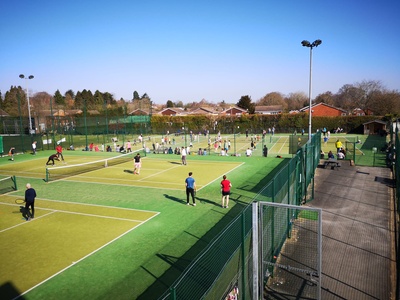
xmin=306 ymin=160 xmax=396 ymax=299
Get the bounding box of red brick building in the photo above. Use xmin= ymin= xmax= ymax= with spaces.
xmin=300 ymin=103 xmax=347 ymax=117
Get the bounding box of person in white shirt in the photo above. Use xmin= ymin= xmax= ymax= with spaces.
xmin=337 ymin=151 xmax=345 ymax=160
xmin=246 ymin=148 xmax=252 ymax=157
xmin=181 ymin=147 xmax=187 ymax=165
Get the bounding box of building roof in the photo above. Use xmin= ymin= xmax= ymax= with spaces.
xmin=254 ymin=105 xmax=283 ymax=113
xmin=299 ymin=102 xmax=348 ymax=113
xmin=363 ymin=120 xmax=386 ymax=125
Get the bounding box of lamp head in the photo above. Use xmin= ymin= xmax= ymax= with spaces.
xmin=301 ymin=40 xmax=311 ymax=47
xmin=313 ymin=39 xmax=322 ymax=47
xmin=28 ymin=75 xmax=34 ymax=79
xmin=19 ymin=74 xmax=25 ymax=79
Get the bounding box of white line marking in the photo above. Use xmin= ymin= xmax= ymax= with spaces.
xmin=14 ymin=212 xmax=159 ymax=300
xmin=0 ymin=211 xmax=56 ymax=233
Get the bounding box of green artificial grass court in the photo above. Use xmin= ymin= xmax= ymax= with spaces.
xmin=0 ymin=148 xmax=288 ymax=299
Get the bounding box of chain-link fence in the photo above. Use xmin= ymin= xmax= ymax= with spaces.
xmin=159 ymin=132 xmax=321 ymax=300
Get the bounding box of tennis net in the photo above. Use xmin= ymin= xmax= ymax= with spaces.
xmin=45 ymin=151 xmax=139 ymax=182
xmin=0 ymin=176 xmax=17 ymax=194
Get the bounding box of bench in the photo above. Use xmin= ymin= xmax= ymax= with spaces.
xmin=324 ymin=159 xmax=341 ymax=170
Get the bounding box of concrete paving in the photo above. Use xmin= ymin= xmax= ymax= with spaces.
xmin=305 ymin=160 xmax=396 ymax=299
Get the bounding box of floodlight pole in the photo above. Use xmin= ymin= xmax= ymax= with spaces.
xmin=19 ymin=74 xmax=34 ymax=134
xmin=301 ymin=39 xmax=322 ymax=141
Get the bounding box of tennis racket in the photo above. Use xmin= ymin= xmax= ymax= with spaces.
xmin=15 ymin=199 xmax=25 ymax=205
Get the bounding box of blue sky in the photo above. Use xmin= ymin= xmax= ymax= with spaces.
xmin=1 ymin=0 xmax=399 ymax=104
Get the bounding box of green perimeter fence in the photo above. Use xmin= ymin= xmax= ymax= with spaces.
xmin=392 ymin=121 xmax=400 ymax=300
xmin=159 ymin=132 xmax=321 ymax=300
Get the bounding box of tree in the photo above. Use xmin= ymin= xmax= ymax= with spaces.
xmin=166 ymin=100 xmax=174 ymax=108
xmin=237 ymin=95 xmax=255 ymax=114
xmin=314 ymin=91 xmax=335 ymax=106
xmin=94 ymin=90 xmax=104 ymax=107
xmin=74 ymin=91 xmax=83 ymax=109
xmin=81 ymin=89 xmax=94 ymax=109
xmin=284 ymin=92 xmax=308 ymax=111
xmin=335 ymin=84 xmax=363 ymax=111
xmin=2 ymin=86 xmax=26 ymax=116
xmin=369 ymin=90 xmax=400 ymax=116
xmin=133 ymin=91 xmax=140 ymax=100
xmin=31 ymin=92 xmax=52 ymax=124
xmin=65 ymin=89 xmax=75 ymax=99
xmin=103 ymin=92 xmax=116 ymax=105
xmin=353 ymin=80 xmax=386 ymax=113
xmin=174 ymin=100 xmax=183 ymax=108
xmin=54 ymin=90 xmax=65 ymax=106
xmin=257 ymin=92 xmax=285 ymax=106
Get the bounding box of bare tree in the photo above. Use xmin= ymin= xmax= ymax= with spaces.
xmin=285 ymin=92 xmax=308 ymax=111
xmin=314 ymin=91 xmax=335 ymax=106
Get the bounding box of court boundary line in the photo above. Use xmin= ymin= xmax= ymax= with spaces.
xmin=26 ymin=197 xmax=159 ymax=214
xmin=0 ymin=202 xmax=149 ymax=225
xmin=0 ymin=210 xmax=56 ymax=233
xmin=11 ymin=209 xmax=159 ymax=300
xmin=198 ymin=162 xmax=245 ymax=192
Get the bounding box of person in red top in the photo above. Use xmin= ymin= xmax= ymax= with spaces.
xmin=56 ymin=143 xmax=64 ymax=161
xmin=220 ymin=175 xmax=232 ymax=208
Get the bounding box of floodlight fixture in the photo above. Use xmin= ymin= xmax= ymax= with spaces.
xmin=301 ymin=39 xmax=322 ymax=141
xmin=19 ymin=74 xmax=35 ymax=134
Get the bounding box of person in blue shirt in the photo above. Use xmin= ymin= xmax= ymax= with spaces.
xmin=185 ymin=172 xmax=197 ymax=206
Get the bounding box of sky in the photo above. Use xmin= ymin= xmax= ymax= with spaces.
xmin=1 ymin=0 xmax=399 ymax=104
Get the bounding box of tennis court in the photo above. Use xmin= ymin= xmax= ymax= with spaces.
xmin=0 ymin=197 xmax=158 ymax=296
xmin=0 ymin=148 xmax=254 ymax=299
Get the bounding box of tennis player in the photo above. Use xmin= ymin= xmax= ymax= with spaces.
xmin=185 ymin=172 xmax=196 ymax=206
xmin=221 ymin=175 xmax=232 ymax=208
xmin=56 ymin=143 xmax=64 ymax=161
xmin=24 ymin=183 xmax=36 ymax=220
xmin=133 ymin=153 xmax=141 ymax=175
xmin=46 ymin=153 xmax=60 ymax=165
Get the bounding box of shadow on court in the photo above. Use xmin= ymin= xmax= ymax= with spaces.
xmin=123 ymin=169 xmax=134 ymax=174
xmin=137 ymin=198 xmax=249 ymax=300
xmin=0 ymin=281 xmax=27 ymax=300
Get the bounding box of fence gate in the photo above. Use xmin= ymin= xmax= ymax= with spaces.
xmin=253 ymin=202 xmax=322 ymax=300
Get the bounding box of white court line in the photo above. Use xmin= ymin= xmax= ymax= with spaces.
xmin=54 ymin=178 xmax=184 ymax=190
xmin=197 ymin=162 xmax=245 ymax=192
xmin=278 ymin=136 xmax=289 ymax=153
xmin=0 ymin=202 xmax=152 ymax=228
xmin=0 ymin=210 xmax=56 ymax=233
xmin=14 ymin=211 xmax=159 ymax=300
xmin=28 ymin=197 xmax=159 ymax=214
xmin=138 ymin=164 xmax=181 ymax=181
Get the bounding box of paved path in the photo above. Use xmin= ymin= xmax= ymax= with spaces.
xmin=306 ymin=161 xmax=396 ymax=299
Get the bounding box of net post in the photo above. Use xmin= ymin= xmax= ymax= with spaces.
xmin=105 ymin=159 xmax=108 ymax=167
xmin=45 ymin=168 xmax=49 ymax=182
xmin=12 ymin=175 xmax=17 ymax=190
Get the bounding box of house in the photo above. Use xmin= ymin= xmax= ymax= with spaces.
xmin=157 ymin=108 xmax=185 ymax=116
xmin=187 ymin=107 xmax=218 ymax=115
xmin=353 ymin=108 xmax=374 ymax=116
xmin=363 ymin=120 xmax=387 ymax=135
xmin=254 ymin=105 xmax=283 ymax=115
xmin=299 ymin=103 xmax=347 ymax=117
xmin=129 ymin=109 xmax=149 ymax=116
xmin=221 ymin=106 xmax=247 ymax=116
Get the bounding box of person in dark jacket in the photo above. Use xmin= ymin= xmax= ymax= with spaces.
xmin=24 ymin=183 xmax=37 ymax=220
